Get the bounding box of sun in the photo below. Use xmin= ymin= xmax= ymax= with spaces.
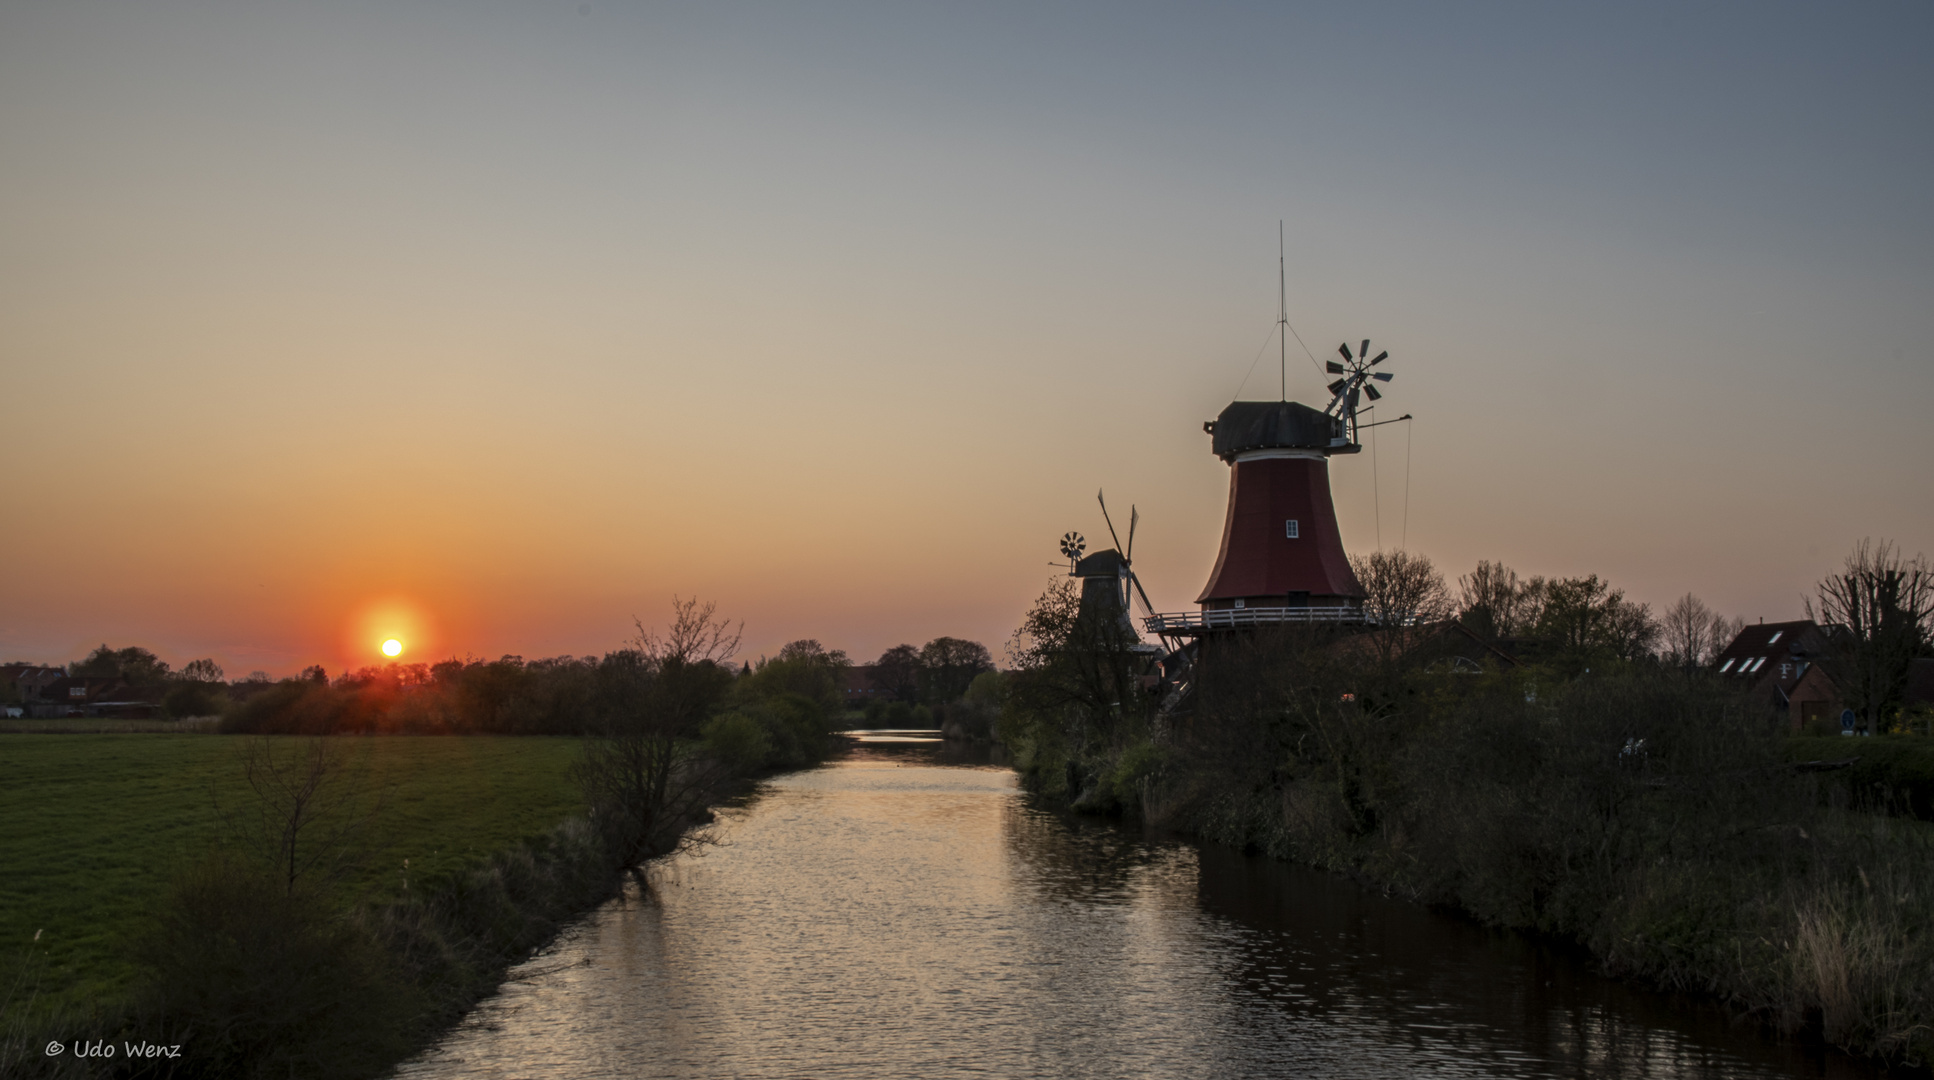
xmin=382 ymin=639 xmax=403 ymax=658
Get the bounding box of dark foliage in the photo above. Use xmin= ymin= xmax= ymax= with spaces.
xmin=126 ymin=856 xmax=417 ymax=1080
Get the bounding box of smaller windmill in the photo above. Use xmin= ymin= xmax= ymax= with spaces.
xmin=1056 ymin=495 xmax=1157 ymax=626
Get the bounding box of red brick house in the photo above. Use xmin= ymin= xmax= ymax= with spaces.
xmin=1715 ymin=620 xmax=1839 ymax=731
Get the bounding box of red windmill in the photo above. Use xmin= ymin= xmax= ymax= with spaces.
xmin=1145 ymin=241 xmax=1409 ymax=638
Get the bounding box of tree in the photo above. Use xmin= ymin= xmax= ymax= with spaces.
xmin=1349 ymin=550 xmax=1451 ymax=665
xmin=1807 ymin=539 xmax=1934 ymax=728
xmin=871 ymin=644 xmax=922 ymax=702
xmin=745 ymin=639 xmax=851 ymax=717
xmin=72 ymin=644 xmax=171 ymax=684
xmin=181 ymin=658 xmax=225 ymax=683
xmin=1001 ymin=577 xmax=1157 ymax=804
xmin=1659 ymin=593 xmax=1741 ymax=674
xmin=1456 ymin=560 xmax=1544 ymax=640
xmin=917 ymin=636 xmax=994 ymax=703
xmin=777 ymin=639 xmax=850 ymax=667
xmin=1533 ymin=575 xmax=1658 ymax=672
xmin=574 ymin=597 xmax=743 ymax=868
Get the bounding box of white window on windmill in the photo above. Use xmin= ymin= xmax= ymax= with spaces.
xmin=1285 ymin=519 xmax=1300 ymax=539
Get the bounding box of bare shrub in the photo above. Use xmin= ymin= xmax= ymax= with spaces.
xmin=219 ymin=737 xmax=382 ymax=897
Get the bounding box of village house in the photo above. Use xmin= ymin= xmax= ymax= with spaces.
xmin=2 ymin=663 xmax=66 ymax=716
xmin=1715 ymin=620 xmax=1839 ymax=731
xmin=26 ymin=675 xmax=164 ymax=719
xmin=838 ymin=665 xmax=889 ymax=707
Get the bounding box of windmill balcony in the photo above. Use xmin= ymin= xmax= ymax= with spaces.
xmin=1143 ymin=607 xmax=1421 ymax=636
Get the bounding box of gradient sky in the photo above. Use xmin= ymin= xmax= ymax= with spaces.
xmin=4 ymin=1 xmax=1930 ymax=676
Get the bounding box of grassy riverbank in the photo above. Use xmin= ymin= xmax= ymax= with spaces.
xmin=1 ymin=736 xmax=584 ymax=1013
xmin=1000 ymin=632 xmax=1934 ymax=1067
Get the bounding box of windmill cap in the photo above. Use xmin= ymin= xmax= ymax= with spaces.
xmin=1073 ymin=549 xmax=1127 ymax=577
xmin=1203 ymin=400 xmax=1344 ymax=461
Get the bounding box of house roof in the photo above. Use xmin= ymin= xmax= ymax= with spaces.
xmin=1 ymin=663 xmax=63 ymax=680
xmin=1715 ymin=620 xmax=1828 ymax=677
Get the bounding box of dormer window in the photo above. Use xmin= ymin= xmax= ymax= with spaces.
xmin=1719 ymin=659 xmax=1735 ymax=673
xmin=1767 ymin=631 xmax=1783 ymax=645
xmin=1285 ymin=519 xmax=1300 ymax=539
xmin=1749 ymin=657 xmax=1767 ymax=672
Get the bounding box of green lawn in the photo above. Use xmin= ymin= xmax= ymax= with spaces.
xmin=0 ymin=735 xmax=585 ymax=1011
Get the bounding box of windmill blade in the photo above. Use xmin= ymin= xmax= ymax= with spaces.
xmin=1338 ymin=342 xmax=1353 ymax=361
xmin=1364 ymin=384 xmax=1383 ymax=401
xmin=1325 ymin=360 xmax=1345 ymax=374
xmin=1371 ymin=371 xmax=1393 ymax=382
xmin=1126 ymin=505 xmax=1139 ymax=563
xmin=1328 ymin=379 xmax=1349 ymax=396
xmin=1127 ymin=568 xmax=1157 ymax=620
xmin=1369 ymin=350 xmax=1388 ymax=366
xmin=1360 ymin=339 xmax=1370 ymax=361
xmin=1097 ymin=489 xmax=1126 ymax=556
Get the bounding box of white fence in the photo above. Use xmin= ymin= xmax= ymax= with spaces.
xmin=1142 ymin=607 xmax=1402 ymax=635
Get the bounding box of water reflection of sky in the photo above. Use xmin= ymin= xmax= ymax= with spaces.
xmin=396 ymin=747 xmax=1869 ymax=1079
xmin=838 ymin=728 xmax=945 ymax=744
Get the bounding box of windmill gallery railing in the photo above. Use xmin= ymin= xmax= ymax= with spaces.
xmin=1142 ymin=607 xmax=1419 ymax=636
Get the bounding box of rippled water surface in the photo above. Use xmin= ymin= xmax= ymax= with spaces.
xmin=398 ymin=741 xmax=1874 ymax=1079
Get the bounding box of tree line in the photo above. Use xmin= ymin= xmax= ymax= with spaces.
xmin=1351 ymin=539 xmax=1932 ymax=724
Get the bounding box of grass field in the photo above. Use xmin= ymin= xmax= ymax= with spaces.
xmin=0 ymin=735 xmax=585 ymax=1012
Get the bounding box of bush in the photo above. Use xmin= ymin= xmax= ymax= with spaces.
xmin=163 ymin=681 xmax=228 ymax=720
xmin=702 ymin=711 xmax=772 ymax=771
xmin=130 ymin=856 xmax=417 ymax=1080
xmin=1784 ymin=735 xmax=1934 ymax=820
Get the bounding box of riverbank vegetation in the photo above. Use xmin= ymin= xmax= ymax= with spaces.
xmin=998 ymin=543 xmax=1934 ymax=1065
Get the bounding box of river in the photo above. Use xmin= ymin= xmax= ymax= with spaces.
xmin=396 ymin=734 xmax=1877 ymax=1079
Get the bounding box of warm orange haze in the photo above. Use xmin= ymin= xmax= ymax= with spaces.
xmin=1 ymin=3 xmax=1929 ymax=677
